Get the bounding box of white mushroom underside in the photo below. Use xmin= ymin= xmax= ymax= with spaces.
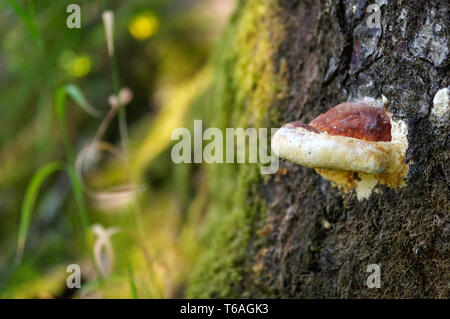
xmin=272 ymin=126 xmax=392 ymax=174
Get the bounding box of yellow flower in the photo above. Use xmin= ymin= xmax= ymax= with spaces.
xmin=59 ymin=51 xmax=91 ymax=78
xmin=71 ymin=56 xmax=91 ymax=77
xmin=129 ymin=12 xmax=159 ymax=41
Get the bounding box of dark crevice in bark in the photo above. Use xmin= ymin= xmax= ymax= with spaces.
xmin=336 ymin=0 xmax=354 ymax=88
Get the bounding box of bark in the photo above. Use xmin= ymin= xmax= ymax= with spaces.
xmin=187 ymin=0 xmax=449 ymax=298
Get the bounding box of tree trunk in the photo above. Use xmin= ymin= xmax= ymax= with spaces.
xmin=186 ymin=0 xmax=449 ymax=298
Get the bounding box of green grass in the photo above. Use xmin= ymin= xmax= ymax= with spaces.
xmin=63 ymin=84 xmax=102 ymax=118
xmin=16 ymin=161 xmax=65 ymax=264
xmin=127 ymin=260 xmax=139 ymax=299
xmin=3 ymin=0 xmax=227 ymax=298
xmin=55 ymin=83 xmax=101 ymax=161
xmin=16 ymin=83 xmax=100 ymax=264
xmin=6 ymin=0 xmax=42 ymax=47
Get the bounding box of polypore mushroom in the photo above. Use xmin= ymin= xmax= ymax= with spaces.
xmin=272 ymin=99 xmax=409 ymax=199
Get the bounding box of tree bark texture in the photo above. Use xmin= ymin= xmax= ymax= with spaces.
xmin=187 ymin=0 xmax=449 ymax=298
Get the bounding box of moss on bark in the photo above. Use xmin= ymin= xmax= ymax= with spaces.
xmin=186 ymin=0 xmax=286 ymax=297
xmin=187 ymin=0 xmax=449 ymax=298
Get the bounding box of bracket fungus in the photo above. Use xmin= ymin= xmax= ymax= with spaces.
xmin=272 ymin=99 xmax=409 ymax=199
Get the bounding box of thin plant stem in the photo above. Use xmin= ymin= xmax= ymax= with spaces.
xmin=111 ymin=53 xmax=130 ymax=161
xmin=102 ymin=6 xmax=147 ymax=239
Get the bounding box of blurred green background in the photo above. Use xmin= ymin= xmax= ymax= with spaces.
xmin=0 ymin=0 xmax=234 ymax=298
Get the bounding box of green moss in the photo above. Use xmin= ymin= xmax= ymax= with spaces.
xmin=186 ymin=0 xmax=285 ymax=297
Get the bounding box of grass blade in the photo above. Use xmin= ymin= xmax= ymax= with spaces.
xmin=7 ymin=0 xmax=42 ymax=46
xmin=55 ymin=84 xmax=100 ymax=162
xmin=16 ymin=161 xmax=65 ymax=264
xmin=55 ymin=86 xmax=75 ymax=162
xmin=127 ymin=261 xmax=139 ymax=299
xmin=65 ymin=84 xmax=101 ymax=118
xmin=66 ymin=165 xmax=90 ymax=234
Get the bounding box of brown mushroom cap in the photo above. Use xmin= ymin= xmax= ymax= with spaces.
xmin=284 ymin=122 xmax=321 ymax=133
xmin=309 ymin=102 xmax=392 ymax=142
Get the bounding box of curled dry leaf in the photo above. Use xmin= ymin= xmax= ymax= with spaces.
xmin=92 ymin=224 xmax=121 ymax=277
xmin=75 ymin=141 xmax=145 ymax=210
